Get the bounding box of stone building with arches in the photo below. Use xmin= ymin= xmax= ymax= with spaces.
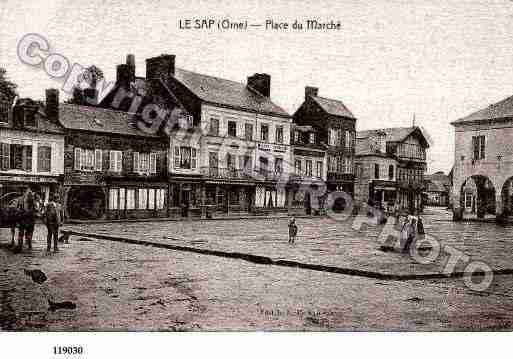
xmin=452 ymin=95 xmax=513 ymax=220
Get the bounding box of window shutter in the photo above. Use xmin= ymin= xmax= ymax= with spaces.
xmin=133 ymin=152 xmax=139 ymax=172
xmin=116 ymin=151 xmax=122 ymax=172
xmin=472 ymin=137 xmax=479 ymax=160
xmin=174 ymin=147 xmax=180 ymax=168
xmin=190 ymin=149 xmax=196 ymax=169
xmin=95 ymin=149 xmax=102 ymax=171
xmin=150 ymin=153 xmax=157 ymax=173
xmin=109 ymin=150 xmax=115 ymax=171
xmin=480 ymin=136 xmax=486 ymax=159
xmin=74 ymin=148 xmax=81 ymax=170
xmin=0 ymin=143 xmax=9 ymax=170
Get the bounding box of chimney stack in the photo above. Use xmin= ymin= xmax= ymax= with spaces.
xmin=45 ymin=88 xmax=59 ymax=123
xmin=305 ymin=86 xmax=318 ymax=100
xmin=145 ymin=54 xmax=175 ymax=81
xmin=247 ymin=73 xmax=271 ymax=97
xmin=116 ymin=53 xmax=136 ymax=90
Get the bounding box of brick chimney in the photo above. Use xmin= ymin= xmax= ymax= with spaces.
xmin=145 ymin=54 xmax=175 ymax=81
xmin=305 ymin=86 xmax=318 ymax=100
xmin=116 ymin=54 xmax=136 ymax=90
xmin=45 ymin=88 xmax=59 ymax=123
xmin=247 ymin=73 xmax=271 ymax=97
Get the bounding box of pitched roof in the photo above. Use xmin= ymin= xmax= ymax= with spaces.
xmin=426 ymin=180 xmax=448 ymax=193
xmin=357 ymin=127 xmax=415 ymax=141
xmin=171 ymin=68 xmax=290 ymax=118
xmin=310 ymin=95 xmax=356 ymax=119
xmin=453 ymin=95 xmax=513 ymax=124
xmin=58 ymin=104 xmax=158 ymax=137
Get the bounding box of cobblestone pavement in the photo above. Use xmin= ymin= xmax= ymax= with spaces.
xmin=67 ymin=207 xmax=513 ymax=276
xmin=1 ymin=226 xmax=513 ymax=331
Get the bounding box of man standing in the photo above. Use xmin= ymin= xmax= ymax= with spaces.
xmin=44 ymin=193 xmax=62 ymax=253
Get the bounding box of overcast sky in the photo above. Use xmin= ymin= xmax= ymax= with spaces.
xmin=2 ymin=0 xmax=513 ymax=173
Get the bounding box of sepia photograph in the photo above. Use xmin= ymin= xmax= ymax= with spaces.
xmin=1 ymin=0 xmax=513 ymax=356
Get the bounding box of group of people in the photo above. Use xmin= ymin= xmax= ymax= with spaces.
xmin=10 ymin=186 xmax=63 ymax=253
xmin=399 ymin=213 xmax=425 ymax=253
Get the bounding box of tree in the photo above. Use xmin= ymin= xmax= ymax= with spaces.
xmin=0 ymin=67 xmax=18 ymax=102
xmin=66 ymin=65 xmax=104 ymax=105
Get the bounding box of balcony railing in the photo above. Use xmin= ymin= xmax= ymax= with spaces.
xmin=200 ymin=167 xmax=287 ymax=182
xmin=327 ymin=172 xmax=355 ymax=182
xmin=397 ymin=178 xmax=425 ymax=189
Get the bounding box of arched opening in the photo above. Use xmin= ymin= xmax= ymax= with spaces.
xmin=67 ymin=186 xmax=106 ymax=220
xmin=459 ymin=175 xmax=495 ymax=219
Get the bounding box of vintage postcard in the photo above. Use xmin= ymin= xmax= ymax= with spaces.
xmin=1 ymin=0 xmax=512 ymax=356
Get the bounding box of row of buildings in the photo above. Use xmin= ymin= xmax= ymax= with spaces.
xmin=0 ymin=54 xmax=430 ymax=220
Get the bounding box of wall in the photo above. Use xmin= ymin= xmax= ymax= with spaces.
xmin=0 ymin=127 xmax=64 ymax=176
xmin=452 ymin=119 xmax=513 ymax=213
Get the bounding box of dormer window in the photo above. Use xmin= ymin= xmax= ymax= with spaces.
xmin=24 ymin=111 xmax=36 ymax=127
xmin=179 ymin=114 xmax=193 ymax=129
xmin=294 ymin=130 xmax=300 ymax=143
xmin=0 ymin=101 xmax=9 ymax=124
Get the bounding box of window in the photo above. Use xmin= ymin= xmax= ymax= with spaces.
xmin=388 ymin=165 xmax=394 ymax=180
xmin=316 ymin=161 xmax=323 ymax=178
xmin=336 ymin=156 xmax=343 ymax=173
xmin=24 ymin=111 xmax=36 ymax=127
xmin=138 ymin=188 xmax=147 ymax=209
xmin=275 ymin=126 xmax=283 ymax=144
xmin=328 ymin=129 xmax=336 ymax=146
xmin=0 ymin=143 xmax=9 ymax=170
xmin=261 ymin=124 xmax=269 ymax=142
xmin=119 ymin=188 xmax=126 ymax=210
xmin=126 ymin=189 xmax=135 ymax=210
xmin=294 ymin=131 xmax=300 ymax=143
xmin=150 ymin=153 xmax=157 ymax=173
xmin=245 ymin=123 xmax=253 ymax=140
xmin=140 ymin=153 xmax=149 ymax=172
xmin=259 ymin=157 xmax=268 ymax=174
xmin=174 ymin=147 xmax=197 ymax=169
xmin=240 ymin=155 xmax=252 ymax=173
xmin=179 ymin=114 xmax=193 ymax=129
xmin=345 ymin=131 xmax=354 ymax=149
xmin=374 ymin=164 xmax=380 ymax=179
xmin=156 ymin=188 xmax=166 ymax=210
xmin=148 ymin=188 xmax=155 ymax=210
xmin=227 ymin=153 xmax=236 ymax=169
xmin=133 ymin=152 xmax=158 ymax=174
xmin=37 ymin=145 xmax=51 ymax=172
xmin=94 ymin=149 xmax=102 ymax=171
xmin=228 ymin=121 xmax=237 ymax=137
xmin=0 ymin=101 xmax=9 ymax=123
xmin=109 ymin=188 xmax=118 ymax=210
xmin=355 ymin=163 xmax=363 ymax=178
xmin=295 ymin=159 xmax=302 ymax=175
xmin=275 ymin=158 xmax=283 ymax=174
xmin=472 ymin=135 xmax=486 ymax=160
xmin=327 ymin=156 xmax=335 ymax=172
xmin=305 ymin=160 xmax=312 ymax=176
xmin=309 ymin=132 xmax=315 ymax=144
xmin=209 ymin=152 xmax=218 ymax=168
xmin=109 ymin=150 xmax=122 ymax=172
xmin=210 ymin=118 xmax=220 ymax=136
xmin=10 ymin=144 xmax=32 ymax=171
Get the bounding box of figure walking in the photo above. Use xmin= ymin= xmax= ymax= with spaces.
xmin=288 ymin=217 xmax=298 ymax=244
xmin=44 ymin=193 xmax=62 ymax=253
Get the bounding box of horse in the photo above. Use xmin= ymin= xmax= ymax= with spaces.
xmin=0 ymin=193 xmax=43 ymax=249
